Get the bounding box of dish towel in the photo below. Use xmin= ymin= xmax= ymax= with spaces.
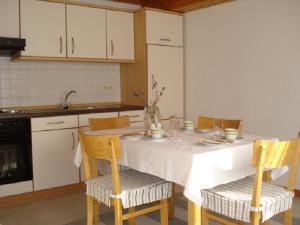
xmin=74 ymin=144 xmax=82 ymax=168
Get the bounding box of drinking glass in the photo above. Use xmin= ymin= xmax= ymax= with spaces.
xmin=169 ymin=115 xmax=180 ymax=140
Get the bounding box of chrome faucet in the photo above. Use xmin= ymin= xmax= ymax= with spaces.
xmin=63 ymin=90 xmax=76 ymax=109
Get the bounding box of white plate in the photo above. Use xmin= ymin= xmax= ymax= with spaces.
xmin=194 ymin=128 xmax=213 ymax=133
xmin=145 ymin=135 xmax=168 ymax=142
xmin=198 ymin=137 xmax=231 ymax=145
xmin=122 ymin=135 xmax=143 ymax=140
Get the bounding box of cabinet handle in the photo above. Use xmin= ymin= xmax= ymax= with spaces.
xmin=71 ymin=131 xmax=75 ymax=150
xmin=160 ymin=38 xmax=171 ymax=42
xmin=46 ymin=121 xmax=65 ymax=125
xmin=132 ymin=91 xmax=144 ymax=97
xmin=72 ymin=37 xmax=75 ymax=54
xmin=59 ymin=36 xmax=63 ymax=53
xmin=110 ymin=40 xmax=114 ymax=56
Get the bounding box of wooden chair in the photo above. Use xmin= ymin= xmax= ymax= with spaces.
xmin=89 ymin=115 xmax=176 ymax=220
xmin=88 ymin=115 xmax=130 ymax=175
xmin=80 ymin=132 xmax=172 ymax=225
xmin=197 ymin=116 xmax=220 ymax=130
xmin=221 ymin=119 xmax=242 ymax=130
xmin=201 ymin=136 xmax=300 ymax=225
xmin=89 ymin=115 xmax=130 ymax=131
xmin=197 ymin=116 xmax=242 ymax=131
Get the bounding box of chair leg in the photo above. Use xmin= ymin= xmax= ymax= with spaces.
xmin=250 ymin=212 xmax=261 ymax=225
xmin=128 ymin=207 xmax=136 ymax=225
xmin=201 ymin=208 xmax=209 ymax=225
xmin=93 ymin=199 xmax=100 ymax=224
xmin=87 ymin=196 xmax=94 ymax=225
xmin=284 ymin=209 xmax=292 ymax=225
xmin=168 ymin=183 xmax=176 ymax=220
xmin=160 ymin=199 xmax=169 ymax=225
xmin=114 ymin=199 xmax=123 ymax=225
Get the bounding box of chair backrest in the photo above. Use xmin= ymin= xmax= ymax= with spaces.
xmin=251 ymin=137 xmax=300 ymax=208
xmin=80 ymin=131 xmax=122 ymax=194
xmin=197 ymin=116 xmax=242 ymax=131
xmin=221 ymin=119 xmax=242 ymax=130
xmin=197 ymin=116 xmax=220 ymax=129
xmin=89 ymin=115 xmax=130 ymax=131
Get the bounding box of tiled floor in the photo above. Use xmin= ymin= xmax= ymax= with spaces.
xmin=0 ymin=191 xmax=299 ymax=225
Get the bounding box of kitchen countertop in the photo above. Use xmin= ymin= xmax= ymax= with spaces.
xmin=0 ymin=104 xmax=145 ymax=120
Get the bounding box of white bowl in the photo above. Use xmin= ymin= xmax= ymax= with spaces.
xmin=225 ymin=133 xmax=238 ymax=141
xmin=151 ymin=128 xmax=162 ymax=139
xmin=184 ymin=121 xmax=194 ymax=125
xmin=224 ymin=128 xmax=239 ymax=134
xmin=151 ymin=133 xmax=163 ymax=139
xmin=184 ymin=126 xmax=194 ymax=131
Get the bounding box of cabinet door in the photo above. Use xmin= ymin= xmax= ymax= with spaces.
xmin=67 ymin=5 xmax=106 ymax=59
xmin=32 ymin=128 xmax=79 ymax=191
xmin=106 ymin=10 xmax=134 ymax=60
xmin=0 ymin=0 xmax=19 ymax=38
xmin=147 ymin=45 xmax=184 ymax=119
xmin=20 ymin=0 xmax=66 ymax=57
xmin=119 ymin=110 xmax=144 ymax=123
xmin=146 ymin=10 xmax=183 ymax=47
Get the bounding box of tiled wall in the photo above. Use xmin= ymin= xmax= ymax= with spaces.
xmin=0 ymin=57 xmax=120 ymax=108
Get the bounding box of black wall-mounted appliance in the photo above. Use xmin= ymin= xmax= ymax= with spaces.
xmin=0 ymin=37 xmax=26 ymax=56
xmin=0 ymin=118 xmax=32 ymax=185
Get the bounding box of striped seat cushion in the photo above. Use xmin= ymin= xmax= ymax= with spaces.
xmin=201 ymin=176 xmax=294 ymax=223
xmin=86 ymin=169 xmax=172 ymax=209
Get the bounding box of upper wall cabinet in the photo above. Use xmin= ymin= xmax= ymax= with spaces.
xmin=0 ymin=0 xmax=19 ymax=38
xmin=66 ymin=5 xmax=106 ymax=59
xmin=18 ymin=0 xmax=135 ymax=62
xmin=20 ymin=0 xmax=66 ymax=57
xmin=106 ymin=10 xmax=134 ymax=61
xmin=146 ymin=10 xmax=183 ymax=47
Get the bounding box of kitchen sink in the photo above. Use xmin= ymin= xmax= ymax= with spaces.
xmin=0 ymin=109 xmax=22 ymax=114
xmin=67 ymin=106 xmax=96 ymax=110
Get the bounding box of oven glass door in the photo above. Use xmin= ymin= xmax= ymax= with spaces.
xmin=0 ymin=121 xmax=32 ymax=185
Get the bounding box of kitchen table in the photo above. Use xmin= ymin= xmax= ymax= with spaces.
xmin=74 ymin=127 xmax=283 ymax=225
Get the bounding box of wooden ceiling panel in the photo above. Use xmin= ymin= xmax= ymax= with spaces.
xmin=112 ymin=0 xmax=234 ymax=12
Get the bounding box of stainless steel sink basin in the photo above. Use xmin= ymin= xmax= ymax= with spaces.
xmin=0 ymin=109 xmax=22 ymax=114
xmin=67 ymin=106 xmax=96 ymax=110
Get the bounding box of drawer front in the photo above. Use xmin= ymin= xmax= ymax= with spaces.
xmin=120 ymin=110 xmax=144 ymax=122
xmin=31 ymin=115 xmax=78 ymax=131
xmin=79 ymin=112 xmax=118 ymax=127
xmin=146 ymin=10 xmax=183 ymax=47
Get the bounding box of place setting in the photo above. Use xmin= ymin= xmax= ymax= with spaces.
xmin=198 ymin=128 xmax=242 ymax=145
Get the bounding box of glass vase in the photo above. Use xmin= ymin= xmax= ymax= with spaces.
xmin=144 ymin=106 xmax=162 ymax=136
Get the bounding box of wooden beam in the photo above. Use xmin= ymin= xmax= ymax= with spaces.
xmin=112 ymin=0 xmax=142 ymax=5
xmin=112 ymin=0 xmax=234 ymax=12
xmin=148 ymin=0 xmax=234 ymax=12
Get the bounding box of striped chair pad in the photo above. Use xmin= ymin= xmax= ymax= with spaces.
xmin=201 ymin=176 xmax=294 ymax=223
xmin=86 ymin=169 xmax=173 ymax=209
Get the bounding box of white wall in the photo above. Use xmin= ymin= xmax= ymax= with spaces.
xmin=184 ymin=0 xmax=300 ymax=188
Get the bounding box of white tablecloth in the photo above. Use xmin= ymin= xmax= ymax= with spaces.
xmin=74 ymin=127 xmax=287 ymax=206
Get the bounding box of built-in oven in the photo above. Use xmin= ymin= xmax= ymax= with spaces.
xmin=0 ymin=118 xmax=32 ymax=185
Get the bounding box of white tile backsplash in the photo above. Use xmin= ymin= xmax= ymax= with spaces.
xmin=0 ymin=57 xmax=121 ymax=107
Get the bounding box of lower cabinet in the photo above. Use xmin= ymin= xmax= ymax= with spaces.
xmin=32 ymin=128 xmax=79 ymax=191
